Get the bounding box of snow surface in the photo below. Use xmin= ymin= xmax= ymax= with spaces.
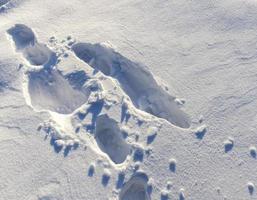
xmin=1 ymin=0 xmax=257 ymax=200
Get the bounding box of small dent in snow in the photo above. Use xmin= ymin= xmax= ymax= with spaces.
xmin=88 ymin=163 xmax=95 ymax=177
xmin=133 ymin=146 xmax=144 ymax=162
xmin=194 ymin=125 xmax=207 ymax=140
xmin=102 ymin=168 xmax=111 ymax=187
xmin=224 ymin=137 xmax=234 ymax=153
xmin=179 ymin=188 xmax=185 ymax=200
xmin=38 ymin=196 xmax=60 ymax=200
xmin=247 ymin=182 xmax=255 ymax=195
xmin=146 ymin=126 xmax=158 ymax=145
xmin=116 ymin=171 xmax=125 ymax=189
xmin=169 ymin=158 xmax=176 ymax=172
xmin=249 ymin=146 xmax=257 ymax=158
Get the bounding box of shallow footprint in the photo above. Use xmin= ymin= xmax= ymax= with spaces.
xmin=95 ymin=114 xmax=131 ymax=164
xmin=119 ymin=172 xmax=150 ymax=200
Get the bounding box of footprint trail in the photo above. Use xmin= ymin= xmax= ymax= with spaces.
xmin=7 ymin=24 xmax=90 ymax=114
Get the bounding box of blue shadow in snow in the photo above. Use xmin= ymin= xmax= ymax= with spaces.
xmin=50 ymin=138 xmax=63 ymax=153
xmin=147 ymin=133 xmax=157 ymax=145
xmin=83 ymin=100 xmax=104 ymax=133
xmin=225 ymin=143 xmax=234 ymax=153
xmin=133 ymin=148 xmax=144 ymax=162
xmin=121 ymin=104 xmax=131 ymax=123
xmin=116 ymin=172 xmax=125 ymax=189
xmin=102 ymin=173 xmax=110 ymax=187
xmin=63 ymin=143 xmax=79 ymax=157
xmin=88 ymin=165 xmax=95 ymax=177
xmin=250 ymin=149 xmax=257 ymax=159
xmin=161 ymin=194 xmax=168 ymax=200
xmin=195 ymin=129 xmax=207 ymax=140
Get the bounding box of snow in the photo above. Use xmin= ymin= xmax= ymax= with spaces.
xmin=1 ymin=0 xmax=257 ymax=200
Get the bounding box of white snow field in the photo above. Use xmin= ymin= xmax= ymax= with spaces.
xmin=1 ymin=0 xmax=257 ymax=199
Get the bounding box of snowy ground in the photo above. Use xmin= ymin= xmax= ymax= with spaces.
xmin=1 ymin=0 xmax=257 ymax=199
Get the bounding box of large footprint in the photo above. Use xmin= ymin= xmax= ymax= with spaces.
xmin=7 ymin=24 xmax=89 ymax=114
xmin=72 ymin=43 xmax=191 ymax=128
xmin=119 ymin=172 xmax=151 ymax=200
xmin=95 ymin=114 xmax=131 ymax=164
